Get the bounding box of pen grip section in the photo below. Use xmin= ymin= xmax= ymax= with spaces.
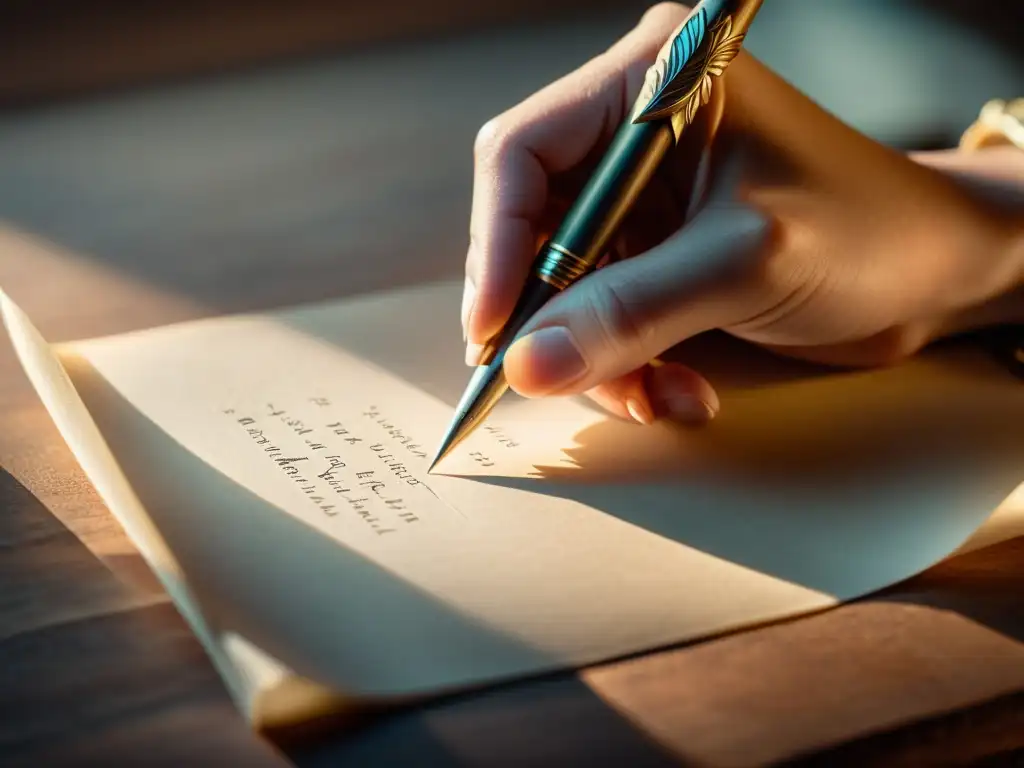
xmin=479 ymin=272 xmax=560 ymax=367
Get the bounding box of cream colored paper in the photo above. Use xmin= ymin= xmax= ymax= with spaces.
xmin=3 ymin=280 xmax=1023 ymax=728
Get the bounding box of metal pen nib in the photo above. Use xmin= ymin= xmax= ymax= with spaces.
xmin=429 ymin=274 xmax=560 ymax=471
xmin=428 ymin=355 xmax=510 ymax=472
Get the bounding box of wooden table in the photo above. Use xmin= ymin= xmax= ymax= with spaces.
xmin=0 ymin=11 xmax=1022 ymax=767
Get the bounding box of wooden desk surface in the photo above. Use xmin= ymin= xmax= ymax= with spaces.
xmin=0 ymin=13 xmax=1022 ymax=767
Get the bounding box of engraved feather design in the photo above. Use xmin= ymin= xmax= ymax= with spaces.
xmin=633 ymin=10 xmax=745 ymax=127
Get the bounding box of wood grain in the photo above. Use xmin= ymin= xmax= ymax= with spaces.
xmin=0 ymin=11 xmax=1022 ymax=767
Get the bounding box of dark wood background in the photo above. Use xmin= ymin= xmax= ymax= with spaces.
xmin=0 ymin=1 xmax=1022 ymax=765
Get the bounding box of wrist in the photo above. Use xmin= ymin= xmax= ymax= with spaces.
xmin=941 ymin=203 xmax=1024 ymax=337
xmin=915 ymin=148 xmax=1024 ymax=336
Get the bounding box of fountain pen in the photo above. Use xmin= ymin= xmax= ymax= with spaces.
xmin=429 ymin=0 xmax=763 ymax=471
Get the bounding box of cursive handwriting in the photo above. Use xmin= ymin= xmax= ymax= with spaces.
xmin=361 ymin=406 xmax=428 ymax=458
xmin=222 ymin=404 xmax=434 ymax=535
xmin=483 ymin=425 xmax=520 ymax=449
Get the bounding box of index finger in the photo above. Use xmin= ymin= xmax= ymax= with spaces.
xmin=464 ymin=2 xmax=691 ymax=351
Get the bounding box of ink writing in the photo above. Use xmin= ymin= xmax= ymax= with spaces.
xmin=221 ymin=399 xmax=445 ymax=536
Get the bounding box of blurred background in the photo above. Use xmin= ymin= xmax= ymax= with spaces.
xmin=0 ymin=0 xmax=1022 ymax=316
xmin=3 ymin=0 xmax=1023 ymax=144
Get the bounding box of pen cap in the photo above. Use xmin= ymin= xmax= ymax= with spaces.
xmin=632 ymin=0 xmax=763 ymax=128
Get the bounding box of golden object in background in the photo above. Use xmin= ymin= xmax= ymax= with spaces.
xmin=959 ymin=98 xmax=1024 ymax=383
xmin=959 ymin=98 xmax=1024 ymax=151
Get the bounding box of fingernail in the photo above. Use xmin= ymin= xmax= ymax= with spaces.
xmin=649 ymin=363 xmax=718 ymax=424
xmin=661 ymin=392 xmax=714 ymax=423
xmin=461 ymin=276 xmax=476 ymax=342
xmin=625 ymin=397 xmax=653 ymax=425
xmin=465 ymin=342 xmax=485 ymax=366
xmin=508 ymin=326 xmax=588 ymax=394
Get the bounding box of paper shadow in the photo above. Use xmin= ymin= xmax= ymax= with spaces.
xmin=456 ymin=341 xmax=1024 ymax=598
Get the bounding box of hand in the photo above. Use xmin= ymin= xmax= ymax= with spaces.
xmin=462 ymin=2 xmax=1024 ymax=425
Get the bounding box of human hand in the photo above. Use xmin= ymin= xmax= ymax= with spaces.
xmin=462 ymin=2 xmax=1024 ymax=425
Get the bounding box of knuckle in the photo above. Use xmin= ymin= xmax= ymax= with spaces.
xmin=701 ymin=203 xmax=780 ymax=289
xmin=613 ymin=3 xmax=687 ymax=59
xmin=585 ymin=278 xmax=649 ymax=356
xmin=474 ymin=116 xmax=509 ymax=161
xmin=734 ymin=208 xmax=784 ymax=276
xmin=642 ymin=2 xmax=688 ymax=25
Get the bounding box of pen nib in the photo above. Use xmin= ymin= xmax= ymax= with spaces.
xmin=426 ymin=407 xmax=473 ymax=474
xmin=427 ymin=362 xmax=509 ymax=474
xmin=426 ymin=442 xmax=451 ymax=475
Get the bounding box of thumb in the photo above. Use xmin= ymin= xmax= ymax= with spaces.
xmin=502 ymin=203 xmax=771 ymax=397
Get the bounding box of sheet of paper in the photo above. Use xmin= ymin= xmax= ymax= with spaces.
xmin=6 ymin=280 xmax=1024 ymax=702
